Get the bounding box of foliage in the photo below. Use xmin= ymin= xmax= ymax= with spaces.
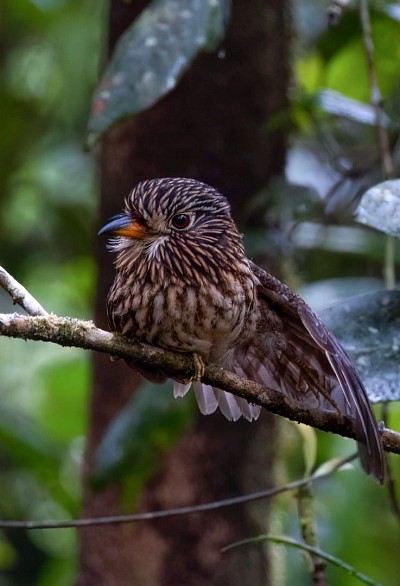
xmin=0 ymin=0 xmax=102 ymax=582
xmin=91 ymin=382 xmax=195 ymax=493
xmin=1 ymin=0 xmax=400 ymax=585
xmin=356 ymin=178 xmax=400 ymax=237
xmin=87 ymin=0 xmax=230 ymax=143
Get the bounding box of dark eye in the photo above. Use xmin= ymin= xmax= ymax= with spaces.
xmin=171 ymin=213 xmax=192 ymax=230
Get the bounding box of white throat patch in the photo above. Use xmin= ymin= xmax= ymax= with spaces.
xmin=145 ymin=236 xmax=169 ymax=260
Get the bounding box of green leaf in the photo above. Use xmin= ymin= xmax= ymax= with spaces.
xmin=87 ymin=0 xmax=229 ymax=144
xmin=0 ymin=408 xmax=62 ymax=469
xmin=320 ymin=289 xmax=400 ymax=403
xmin=322 ymin=12 xmax=400 ymax=102
xmin=356 ymin=179 xmax=400 ymax=238
xmin=39 ymin=357 xmax=90 ymax=442
xmin=90 ymin=382 xmax=194 ymax=490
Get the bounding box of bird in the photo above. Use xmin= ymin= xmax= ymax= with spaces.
xmin=99 ymin=177 xmax=385 ymax=483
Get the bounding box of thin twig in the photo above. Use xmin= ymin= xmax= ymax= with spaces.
xmin=0 ymin=266 xmax=48 ymax=316
xmin=0 ymin=454 xmax=356 ymax=530
xmin=359 ymin=0 xmax=396 ymax=289
xmin=223 ymin=534 xmax=381 ymax=586
xmin=297 ymin=482 xmax=327 ymax=586
xmin=384 ymin=235 xmax=396 ymax=291
xmin=359 ymin=0 xmax=395 ymax=179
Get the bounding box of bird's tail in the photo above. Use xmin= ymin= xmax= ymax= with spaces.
xmin=173 ymin=381 xmax=261 ymax=422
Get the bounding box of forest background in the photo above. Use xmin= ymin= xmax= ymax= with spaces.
xmin=1 ymin=1 xmax=400 ymax=585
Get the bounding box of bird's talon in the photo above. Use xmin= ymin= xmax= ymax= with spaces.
xmin=193 ymin=353 xmax=205 ymax=381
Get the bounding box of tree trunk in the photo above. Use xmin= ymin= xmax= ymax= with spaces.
xmin=78 ymin=1 xmax=291 ymax=584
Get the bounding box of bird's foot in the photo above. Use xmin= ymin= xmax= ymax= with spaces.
xmin=192 ymin=352 xmax=205 ymax=381
xmin=172 ymin=353 xmax=205 ymax=385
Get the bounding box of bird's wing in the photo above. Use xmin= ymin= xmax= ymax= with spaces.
xmin=235 ymin=261 xmax=384 ymax=483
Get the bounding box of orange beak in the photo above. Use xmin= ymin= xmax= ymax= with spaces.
xmin=98 ymin=213 xmax=148 ymax=239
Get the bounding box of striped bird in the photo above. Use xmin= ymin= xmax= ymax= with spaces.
xmin=99 ymin=177 xmax=385 ymax=483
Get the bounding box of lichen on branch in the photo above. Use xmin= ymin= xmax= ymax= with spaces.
xmin=0 ymin=265 xmax=399 ymax=456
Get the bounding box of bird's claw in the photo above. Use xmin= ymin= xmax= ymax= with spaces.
xmin=172 ymin=353 xmax=205 ymax=385
xmin=192 ymin=352 xmax=205 ymax=381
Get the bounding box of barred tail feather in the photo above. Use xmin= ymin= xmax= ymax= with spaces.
xmin=326 ymin=352 xmax=385 ymax=483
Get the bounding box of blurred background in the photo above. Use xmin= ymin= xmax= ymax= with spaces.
xmin=0 ymin=1 xmax=102 ymax=583
xmin=0 ymin=0 xmax=400 ymax=584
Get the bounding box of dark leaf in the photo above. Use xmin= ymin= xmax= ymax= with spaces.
xmin=320 ymin=289 xmax=400 ymax=403
xmin=87 ymin=0 xmax=229 ymax=145
xmin=90 ymin=382 xmax=194 ymax=489
xmin=0 ymin=408 xmax=62 ymax=468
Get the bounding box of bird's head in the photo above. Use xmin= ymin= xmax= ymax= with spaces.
xmin=98 ymin=178 xmax=245 ymax=283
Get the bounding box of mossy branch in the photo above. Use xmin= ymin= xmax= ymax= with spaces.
xmin=0 ymin=265 xmax=399 ymax=456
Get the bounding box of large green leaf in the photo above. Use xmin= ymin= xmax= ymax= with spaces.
xmin=39 ymin=357 xmax=89 ymax=442
xmin=320 ymin=289 xmax=400 ymax=403
xmin=0 ymin=408 xmax=62 ymax=469
xmin=321 ymin=11 xmax=400 ymax=102
xmin=87 ymin=0 xmax=229 ymax=144
xmin=91 ymin=382 xmax=194 ymax=489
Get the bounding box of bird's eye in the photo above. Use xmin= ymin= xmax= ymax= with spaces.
xmin=171 ymin=213 xmax=192 ymax=230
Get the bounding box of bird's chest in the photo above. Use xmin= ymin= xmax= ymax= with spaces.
xmin=110 ymin=273 xmax=256 ymax=360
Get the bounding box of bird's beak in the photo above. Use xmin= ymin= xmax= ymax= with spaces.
xmin=98 ymin=213 xmax=148 ymax=239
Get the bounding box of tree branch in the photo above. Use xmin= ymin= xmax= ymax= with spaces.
xmin=0 ymin=266 xmax=48 ymax=316
xmin=0 ymin=311 xmax=399 ymax=454
xmin=1 ymin=264 xmax=399 ymax=455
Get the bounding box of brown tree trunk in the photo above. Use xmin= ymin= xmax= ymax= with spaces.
xmin=78 ymin=1 xmax=291 ymax=584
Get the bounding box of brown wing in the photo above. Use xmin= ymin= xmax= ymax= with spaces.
xmin=236 ymin=262 xmax=385 ymax=483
